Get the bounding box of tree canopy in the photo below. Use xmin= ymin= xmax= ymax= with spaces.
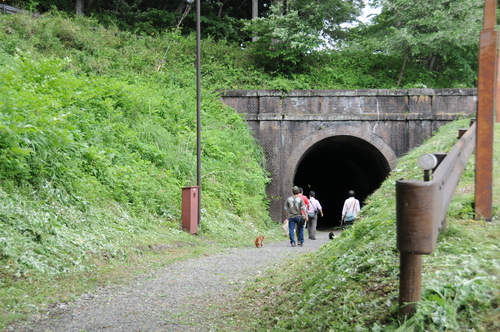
xmin=346 ymin=0 xmax=484 ymax=85
xmin=9 ymin=0 xmax=487 ymax=86
xmin=16 ymin=0 xmax=364 ymax=42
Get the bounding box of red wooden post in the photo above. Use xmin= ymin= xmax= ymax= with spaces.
xmin=396 ymin=179 xmax=438 ymax=316
xmin=182 ymin=186 xmax=199 ymax=234
xmin=497 ymin=35 xmax=500 ymax=123
xmin=475 ymin=0 xmax=497 ymax=221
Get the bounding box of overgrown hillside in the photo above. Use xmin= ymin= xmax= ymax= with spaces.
xmin=0 ymin=12 xmax=276 ymax=329
xmin=221 ymin=118 xmax=500 ymax=331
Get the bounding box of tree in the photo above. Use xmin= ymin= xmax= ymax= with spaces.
xmin=244 ymin=0 xmax=364 ymax=72
xmin=350 ymin=0 xmax=483 ymax=86
xmin=23 ymin=0 xmax=363 ymax=46
xmin=291 ymin=0 xmax=364 ymax=40
xmin=244 ymin=5 xmax=319 ymax=71
xmin=75 ymin=0 xmax=84 ymax=15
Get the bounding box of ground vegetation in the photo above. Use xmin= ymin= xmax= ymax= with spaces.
xmin=0 ymin=10 xmax=498 ymax=331
xmin=218 ymin=119 xmax=500 ymax=331
xmin=0 ymin=12 xmax=275 ymax=329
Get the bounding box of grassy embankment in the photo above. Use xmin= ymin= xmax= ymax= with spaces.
xmin=217 ymin=119 xmax=500 ymax=331
xmin=0 ymin=13 xmax=284 ymax=330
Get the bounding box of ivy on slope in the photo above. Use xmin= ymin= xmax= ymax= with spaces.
xmin=229 ymin=118 xmax=499 ymax=331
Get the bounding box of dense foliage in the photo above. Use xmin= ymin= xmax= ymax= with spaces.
xmin=8 ymin=0 xmax=484 ymax=84
xmin=0 ymin=13 xmax=272 ymax=326
xmin=14 ymin=0 xmax=363 ymax=44
xmin=219 ymin=119 xmax=500 ymax=331
xmin=346 ymin=0 xmax=483 ymax=86
xmin=15 ymin=0 xmax=254 ymax=40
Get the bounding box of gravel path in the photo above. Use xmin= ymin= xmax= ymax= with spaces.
xmin=8 ymin=230 xmax=335 ymax=332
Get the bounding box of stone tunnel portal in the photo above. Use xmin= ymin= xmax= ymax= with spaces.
xmin=293 ymin=135 xmax=391 ymax=230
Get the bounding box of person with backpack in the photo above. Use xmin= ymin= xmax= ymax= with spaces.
xmin=341 ymin=190 xmax=360 ymax=225
xmin=307 ymin=191 xmax=323 ymax=240
xmin=284 ymin=186 xmax=308 ymax=247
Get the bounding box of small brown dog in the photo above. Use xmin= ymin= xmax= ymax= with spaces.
xmin=254 ymin=235 xmax=264 ymax=248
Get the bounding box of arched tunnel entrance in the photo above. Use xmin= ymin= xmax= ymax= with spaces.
xmin=294 ymin=135 xmax=391 ymax=230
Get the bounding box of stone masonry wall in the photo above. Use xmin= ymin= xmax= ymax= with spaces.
xmin=219 ymin=89 xmax=477 ymax=222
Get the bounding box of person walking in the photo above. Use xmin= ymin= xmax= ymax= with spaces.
xmin=284 ymin=186 xmax=307 ymax=247
xmin=341 ymin=190 xmax=360 ymax=225
xmin=307 ymin=191 xmax=323 ymax=240
xmin=298 ymin=187 xmax=311 ymax=211
xmin=297 ymin=187 xmax=310 ymax=233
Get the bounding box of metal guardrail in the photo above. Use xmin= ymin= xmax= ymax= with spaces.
xmin=1 ymin=4 xmax=24 ymax=15
xmin=395 ymin=121 xmax=476 ymax=316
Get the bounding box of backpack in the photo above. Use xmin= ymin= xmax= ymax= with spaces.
xmin=344 ymin=213 xmax=355 ymax=222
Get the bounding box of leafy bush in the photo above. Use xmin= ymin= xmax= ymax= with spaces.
xmin=243 ymin=5 xmax=321 ymax=73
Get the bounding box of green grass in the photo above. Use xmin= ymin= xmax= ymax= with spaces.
xmin=214 ymin=119 xmax=500 ymax=331
xmin=0 ymin=12 xmax=277 ymax=330
xmin=0 ymin=12 xmax=495 ymax=332
xmin=0 ymin=218 xmax=286 ymax=330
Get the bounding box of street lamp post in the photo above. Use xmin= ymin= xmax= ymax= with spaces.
xmin=196 ymin=0 xmax=201 ymax=225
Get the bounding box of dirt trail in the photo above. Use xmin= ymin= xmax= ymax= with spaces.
xmin=8 ymin=230 xmax=337 ymax=332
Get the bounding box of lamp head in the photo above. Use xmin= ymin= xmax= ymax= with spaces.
xmin=418 ymin=153 xmax=438 ymax=171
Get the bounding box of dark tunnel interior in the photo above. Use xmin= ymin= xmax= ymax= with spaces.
xmin=294 ymin=135 xmax=391 ymax=230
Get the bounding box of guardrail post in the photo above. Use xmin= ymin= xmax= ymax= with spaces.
xmin=396 ymin=123 xmax=476 ymax=317
xmin=398 ymin=252 xmax=422 ymax=316
xmin=396 ymin=179 xmax=438 ymax=316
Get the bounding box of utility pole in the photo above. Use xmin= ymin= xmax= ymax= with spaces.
xmin=196 ymin=0 xmax=201 ymax=226
xmin=252 ymin=0 xmax=258 ymax=41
